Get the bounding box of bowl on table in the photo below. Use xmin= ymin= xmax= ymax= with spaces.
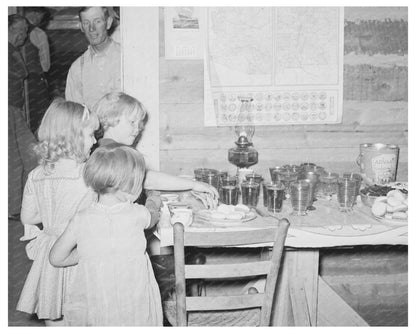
xmin=359 ymin=189 xmax=377 ymax=207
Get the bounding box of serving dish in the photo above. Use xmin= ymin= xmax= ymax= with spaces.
xmin=195 ymin=209 xmax=257 ymax=225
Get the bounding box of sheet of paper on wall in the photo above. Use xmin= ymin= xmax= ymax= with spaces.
xmin=203 ymin=7 xmax=344 ymax=126
xmin=164 ymin=7 xmax=204 ymax=59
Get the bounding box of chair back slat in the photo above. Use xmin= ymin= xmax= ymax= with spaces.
xmin=183 ymin=228 xmax=278 ymax=247
xmin=186 ymin=294 xmax=264 ymax=311
xmin=172 ymin=218 xmax=290 ymax=326
xmin=185 ymin=261 xmax=271 ymax=279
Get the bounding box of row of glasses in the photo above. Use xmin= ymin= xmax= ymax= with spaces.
xmin=246 ymin=175 xmax=286 ymax=213
xmin=195 ymin=168 xmax=235 ymax=204
xmin=289 ymin=176 xmax=359 ymax=215
xmin=196 ymin=166 xmax=362 ymax=214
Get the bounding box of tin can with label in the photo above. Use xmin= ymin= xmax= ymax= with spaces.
xmin=356 ymin=143 xmax=399 ymax=186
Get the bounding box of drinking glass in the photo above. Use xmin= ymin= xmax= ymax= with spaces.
xmin=217 ymin=171 xmax=229 ymax=189
xmin=262 ymin=181 xmax=275 ymax=207
xmin=219 ymin=175 xmax=238 ymax=187
xmin=281 ymin=164 xmax=302 ymax=173
xmin=266 ymin=182 xmax=285 ymax=213
xmin=343 ymin=172 xmax=362 ymax=201
xmin=194 ymin=168 xmax=217 ymax=182
xmin=317 ymin=172 xmax=339 ymax=198
xmin=219 ymin=184 xmax=239 ymax=205
xmin=202 ymin=171 xmax=220 ymax=189
xmin=269 ymin=167 xmax=282 ymax=180
xmin=290 ymin=180 xmax=311 ymax=216
xmin=297 ymin=171 xmax=320 ymax=210
xmin=245 ymin=173 xmax=263 ymax=184
xmin=302 ymin=165 xmax=326 ymax=176
xmin=271 ymin=169 xmax=280 ymax=183
xmin=241 ymin=181 xmax=260 ymax=208
xmin=300 ymin=162 xmax=316 ymax=169
xmin=276 ymin=170 xmax=299 ymax=195
xmin=337 ymin=178 xmax=357 ymax=212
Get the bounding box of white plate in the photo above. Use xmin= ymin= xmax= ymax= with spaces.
xmin=373 ymin=215 xmax=408 ymax=226
xmin=195 ymin=210 xmax=257 ymax=225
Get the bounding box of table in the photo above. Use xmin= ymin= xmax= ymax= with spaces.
xmin=158 ymin=198 xmax=408 ymax=326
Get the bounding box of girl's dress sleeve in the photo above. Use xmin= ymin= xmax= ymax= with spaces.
xmin=134 ymin=204 xmax=151 ymax=229
xmin=20 ymin=172 xmax=42 ymax=241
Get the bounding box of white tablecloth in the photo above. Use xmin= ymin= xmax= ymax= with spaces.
xmin=159 ymin=198 xmax=408 ymax=248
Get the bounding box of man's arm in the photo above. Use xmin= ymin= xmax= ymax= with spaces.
xmin=30 ymin=29 xmax=50 ymax=72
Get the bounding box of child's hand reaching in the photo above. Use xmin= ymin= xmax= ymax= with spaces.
xmin=192 ymin=181 xmax=219 ymax=199
xmin=191 ymin=181 xmax=219 ymax=210
xmin=145 ymin=191 xmax=163 ymax=228
xmin=146 ymin=191 xmax=163 ymax=210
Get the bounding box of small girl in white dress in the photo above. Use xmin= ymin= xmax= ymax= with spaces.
xmin=16 ymin=98 xmax=99 ymax=325
xmin=50 ymin=145 xmax=163 ymax=326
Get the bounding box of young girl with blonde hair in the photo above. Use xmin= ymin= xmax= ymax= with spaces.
xmin=16 ymin=98 xmax=99 ymax=325
xmin=94 ymin=91 xmax=218 ymax=199
xmin=50 ymin=145 xmax=163 ymax=326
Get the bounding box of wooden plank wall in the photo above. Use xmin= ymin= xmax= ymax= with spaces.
xmin=159 ymin=7 xmax=408 ymax=181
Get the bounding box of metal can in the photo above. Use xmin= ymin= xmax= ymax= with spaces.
xmin=356 ymin=143 xmax=399 ymax=186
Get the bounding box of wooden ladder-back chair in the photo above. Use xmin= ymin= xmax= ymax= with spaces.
xmin=163 ymin=218 xmax=290 ymax=326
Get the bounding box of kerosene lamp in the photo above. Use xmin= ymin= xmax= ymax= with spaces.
xmin=228 ymin=97 xmax=259 ymax=183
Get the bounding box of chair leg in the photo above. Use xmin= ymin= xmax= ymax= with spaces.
xmin=197 ymin=280 xmax=207 ymax=296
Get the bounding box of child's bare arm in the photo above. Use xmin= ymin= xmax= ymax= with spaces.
xmin=145 ymin=191 xmax=162 ymax=229
xmin=49 ymin=220 xmax=79 ymax=267
xmin=144 ymin=170 xmax=218 ymax=199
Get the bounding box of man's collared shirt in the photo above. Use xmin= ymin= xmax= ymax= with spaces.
xmin=65 ymin=39 xmax=121 ymax=110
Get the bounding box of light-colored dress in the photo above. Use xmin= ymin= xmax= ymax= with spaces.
xmin=16 ymin=159 xmax=95 ymax=320
xmin=64 ymin=201 xmax=163 ymax=326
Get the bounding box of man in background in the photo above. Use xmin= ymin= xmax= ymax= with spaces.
xmin=65 ymin=7 xmax=121 ymax=110
xmin=22 ymin=7 xmax=51 ymax=132
xmin=24 ymin=7 xmax=50 ymax=73
xmin=9 ymin=14 xmax=28 ymax=111
xmin=8 ymin=14 xmax=38 ymax=219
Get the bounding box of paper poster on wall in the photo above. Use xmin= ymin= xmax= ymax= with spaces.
xmin=165 ymin=7 xmax=203 ymax=59
xmin=203 ymin=7 xmax=344 ymax=126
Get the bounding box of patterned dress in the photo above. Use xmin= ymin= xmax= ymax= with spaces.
xmin=63 ymin=202 xmax=163 ymax=326
xmin=17 ymin=159 xmax=95 ymax=320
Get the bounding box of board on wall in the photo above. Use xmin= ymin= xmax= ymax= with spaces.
xmin=121 ymin=7 xmax=160 ymax=170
